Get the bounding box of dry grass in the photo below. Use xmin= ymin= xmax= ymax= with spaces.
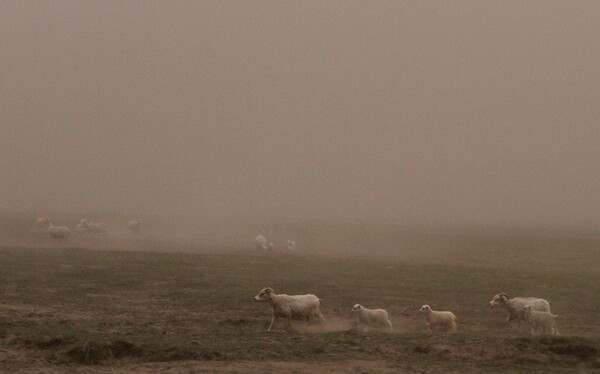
xmin=0 ymin=221 xmax=599 ymax=372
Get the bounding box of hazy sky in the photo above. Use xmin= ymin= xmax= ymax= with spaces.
xmin=1 ymin=1 xmax=599 ymax=226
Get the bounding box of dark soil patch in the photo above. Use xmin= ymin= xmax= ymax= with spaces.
xmin=66 ymin=339 xmax=143 ymax=365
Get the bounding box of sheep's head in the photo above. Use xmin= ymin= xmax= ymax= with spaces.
xmin=352 ymin=304 xmax=363 ymax=312
xmin=523 ymin=305 xmax=532 ymax=314
xmin=254 ymin=287 xmax=273 ymax=302
xmin=489 ymin=293 xmax=509 ymax=307
xmin=419 ymin=305 xmax=432 ymax=314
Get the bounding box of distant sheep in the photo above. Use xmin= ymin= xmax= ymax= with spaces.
xmin=419 ymin=304 xmax=457 ymax=333
xmin=127 ymin=220 xmax=142 ymax=235
xmin=36 ymin=217 xmax=51 ymax=232
xmin=253 ymin=287 xmax=326 ymax=332
xmin=488 ymin=293 xmax=551 ymax=322
xmin=47 ymin=222 xmax=70 ymax=240
xmin=523 ymin=304 xmax=559 ymax=336
xmin=284 ymin=240 xmax=297 ymax=252
xmin=78 ymin=219 xmax=107 ymax=235
xmin=254 ymin=235 xmax=273 ymax=253
xmin=352 ymin=304 xmax=393 ymax=331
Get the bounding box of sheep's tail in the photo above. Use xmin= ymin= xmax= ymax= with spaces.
xmin=318 ymin=298 xmax=323 ymax=305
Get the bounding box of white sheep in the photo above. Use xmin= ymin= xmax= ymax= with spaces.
xmin=523 ymin=305 xmax=559 ymax=336
xmin=79 ymin=219 xmax=107 ymax=234
xmin=419 ymin=305 xmax=457 ymax=333
xmin=254 ymin=235 xmax=273 ymax=253
xmin=253 ymin=287 xmax=326 ymax=332
xmin=47 ymin=222 xmax=70 ymax=240
xmin=488 ymin=293 xmax=551 ymax=322
xmin=352 ymin=304 xmax=393 ymax=331
xmin=127 ymin=220 xmax=142 ymax=235
xmin=36 ymin=217 xmax=51 ymax=232
xmin=284 ymin=240 xmax=297 ymax=252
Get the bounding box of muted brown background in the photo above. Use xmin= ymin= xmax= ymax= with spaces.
xmin=1 ymin=1 xmax=599 ymax=227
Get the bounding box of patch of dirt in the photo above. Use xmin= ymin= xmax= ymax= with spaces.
xmin=66 ymin=340 xmax=143 ymax=365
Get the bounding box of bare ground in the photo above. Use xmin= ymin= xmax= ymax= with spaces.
xmin=0 ymin=222 xmax=600 ymax=372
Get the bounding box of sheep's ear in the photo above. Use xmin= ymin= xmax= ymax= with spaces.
xmin=265 ymin=288 xmax=272 ymax=294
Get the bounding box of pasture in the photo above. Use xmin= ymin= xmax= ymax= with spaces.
xmin=0 ymin=219 xmax=599 ymax=372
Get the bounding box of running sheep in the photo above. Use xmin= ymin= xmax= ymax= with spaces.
xmin=419 ymin=304 xmax=457 ymax=333
xmin=253 ymin=287 xmax=326 ymax=332
xmin=352 ymin=304 xmax=393 ymax=331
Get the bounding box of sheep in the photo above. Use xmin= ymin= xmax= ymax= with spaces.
xmin=78 ymin=219 xmax=107 ymax=234
xmin=127 ymin=220 xmax=142 ymax=235
xmin=419 ymin=305 xmax=457 ymax=333
xmin=284 ymin=240 xmax=297 ymax=252
xmin=254 ymin=235 xmax=273 ymax=253
xmin=488 ymin=293 xmax=551 ymax=322
xmin=36 ymin=217 xmax=51 ymax=232
xmin=47 ymin=222 xmax=70 ymax=240
xmin=352 ymin=304 xmax=393 ymax=331
xmin=253 ymin=287 xmax=326 ymax=332
xmin=523 ymin=305 xmax=559 ymax=336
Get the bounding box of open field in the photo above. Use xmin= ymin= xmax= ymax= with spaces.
xmin=1 ymin=214 xmax=600 ymax=372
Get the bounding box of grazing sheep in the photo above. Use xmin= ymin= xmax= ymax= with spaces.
xmin=488 ymin=293 xmax=551 ymax=322
xmin=253 ymin=287 xmax=326 ymax=332
xmin=523 ymin=305 xmax=559 ymax=336
xmin=127 ymin=220 xmax=142 ymax=235
xmin=352 ymin=304 xmax=393 ymax=331
xmin=419 ymin=305 xmax=457 ymax=333
xmin=47 ymin=222 xmax=70 ymax=240
xmin=78 ymin=219 xmax=107 ymax=235
xmin=36 ymin=217 xmax=51 ymax=232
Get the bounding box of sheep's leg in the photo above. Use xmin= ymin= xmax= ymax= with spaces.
xmin=449 ymin=321 xmax=457 ymax=333
xmin=267 ymin=315 xmax=278 ymax=332
xmin=316 ymin=312 xmax=326 ymax=324
xmin=386 ymin=320 xmax=393 ymax=332
xmin=425 ymin=322 xmax=432 ymax=333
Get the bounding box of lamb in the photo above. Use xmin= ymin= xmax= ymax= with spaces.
xmin=419 ymin=304 xmax=457 ymax=333
xmin=352 ymin=304 xmax=393 ymax=331
xmin=488 ymin=293 xmax=551 ymax=322
xmin=127 ymin=220 xmax=142 ymax=235
xmin=253 ymin=287 xmax=326 ymax=332
xmin=523 ymin=305 xmax=559 ymax=336
xmin=47 ymin=222 xmax=70 ymax=240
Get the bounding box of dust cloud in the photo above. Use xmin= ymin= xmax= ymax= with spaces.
xmin=1 ymin=1 xmax=599 ymax=232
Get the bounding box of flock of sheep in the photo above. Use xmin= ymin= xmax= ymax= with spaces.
xmin=34 ymin=219 xmax=560 ymax=337
xmin=254 ymin=234 xmax=297 ymax=254
xmin=254 ymin=288 xmax=559 ymax=336
xmin=35 ymin=216 xmax=141 ymax=240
